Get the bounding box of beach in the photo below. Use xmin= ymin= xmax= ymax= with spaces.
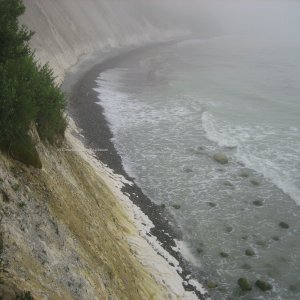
xmin=64 ymin=43 xmax=208 ymax=299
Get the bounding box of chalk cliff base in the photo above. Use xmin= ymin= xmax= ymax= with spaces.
xmin=0 ymin=117 xmax=200 ymax=299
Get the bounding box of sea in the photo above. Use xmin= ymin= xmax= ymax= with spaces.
xmin=94 ymin=35 xmax=300 ymax=299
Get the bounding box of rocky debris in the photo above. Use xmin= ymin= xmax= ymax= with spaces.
xmin=255 ymin=240 xmax=267 ymax=247
xmin=197 ymin=146 xmax=205 ymax=151
xmin=213 ymin=153 xmax=229 ymax=165
xmin=245 ymin=248 xmax=255 ymax=256
xmin=196 ymin=248 xmax=204 ymax=254
xmin=223 ymin=181 xmax=234 ymax=188
xmin=171 ymin=204 xmax=181 ymax=210
xmin=238 ymin=278 xmax=252 ymax=291
xmin=272 ymin=236 xmax=280 ymax=241
xmin=241 ymin=263 xmax=251 ymax=270
xmin=208 ymin=202 xmax=217 ymax=208
xmin=250 ymin=179 xmax=260 ymax=186
xmin=279 ymin=221 xmax=289 ymax=229
xmin=239 ymin=170 xmax=250 ymax=178
xmin=183 ymin=167 xmax=193 ymax=173
xmin=196 ymin=242 xmax=204 ymax=255
xmin=253 ymin=199 xmax=264 ymax=206
xmin=206 ymin=281 xmax=218 ymax=289
xmin=289 ymin=283 xmax=300 ymax=292
xmin=225 ymin=226 xmax=233 ymax=233
xmin=220 ymin=252 xmax=229 ymax=258
xmin=255 ymin=280 xmax=272 ymax=291
xmin=191 ymin=146 xmax=206 ymax=155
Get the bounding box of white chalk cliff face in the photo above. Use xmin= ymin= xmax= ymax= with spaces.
xmin=22 ymin=0 xmax=188 ymax=81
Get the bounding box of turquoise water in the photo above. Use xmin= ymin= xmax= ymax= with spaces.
xmin=95 ymin=36 xmax=300 ymax=299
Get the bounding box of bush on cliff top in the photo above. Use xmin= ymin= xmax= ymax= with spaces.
xmin=0 ymin=0 xmax=66 ymax=167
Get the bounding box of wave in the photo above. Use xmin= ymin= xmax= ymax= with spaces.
xmin=202 ymin=111 xmax=300 ymax=205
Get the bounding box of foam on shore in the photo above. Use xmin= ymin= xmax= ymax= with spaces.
xmin=67 ymin=118 xmax=208 ymax=299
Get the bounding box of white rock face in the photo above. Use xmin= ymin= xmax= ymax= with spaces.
xmin=21 ymin=0 xmax=188 ymax=81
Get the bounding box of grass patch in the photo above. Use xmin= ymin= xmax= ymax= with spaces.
xmin=6 ymin=135 xmax=42 ymax=168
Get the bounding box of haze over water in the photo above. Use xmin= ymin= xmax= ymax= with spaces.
xmin=95 ymin=1 xmax=300 ymax=299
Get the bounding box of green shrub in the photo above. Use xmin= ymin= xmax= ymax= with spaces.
xmin=0 ymin=0 xmax=66 ymax=167
xmin=35 ymin=64 xmax=67 ymax=142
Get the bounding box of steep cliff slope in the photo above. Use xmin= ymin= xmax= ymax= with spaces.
xmin=0 ymin=125 xmax=167 ymax=300
xmin=21 ymin=0 xmax=187 ymax=81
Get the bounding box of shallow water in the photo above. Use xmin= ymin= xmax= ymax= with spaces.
xmin=95 ymin=36 xmax=300 ymax=299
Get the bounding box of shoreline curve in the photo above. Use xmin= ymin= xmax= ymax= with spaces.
xmin=65 ymin=41 xmax=209 ymax=299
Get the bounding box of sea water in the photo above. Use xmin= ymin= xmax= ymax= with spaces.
xmin=94 ymin=36 xmax=300 ymax=299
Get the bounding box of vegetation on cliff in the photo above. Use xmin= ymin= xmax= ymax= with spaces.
xmin=0 ymin=0 xmax=66 ymax=167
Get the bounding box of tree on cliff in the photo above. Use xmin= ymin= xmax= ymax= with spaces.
xmin=0 ymin=0 xmax=66 ymax=167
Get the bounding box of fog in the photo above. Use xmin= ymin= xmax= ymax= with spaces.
xmin=157 ymin=0 xmax=300 ymax=44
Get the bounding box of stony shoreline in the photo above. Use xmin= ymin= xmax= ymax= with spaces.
xmin=65 ymin=43 xmax=209 ymax=299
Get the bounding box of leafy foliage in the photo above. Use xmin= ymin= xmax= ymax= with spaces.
xmin=0 ymin=0 xmax=66 ymax=166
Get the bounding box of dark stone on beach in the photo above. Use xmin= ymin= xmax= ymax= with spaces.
xmin=241 ymin=263 xmax=251 ymax=270
xmin=255 ymin=280 xmax=272 ymax=291
xmin=191 ymin=146 xmax=206 ymax=155
xmin=253 ymin=199 xmax=264 ymax=206
xmin=289 ymin=283 xmax=300 ymax=292
xmin=208 ymin=202 xmax=217 ymax=208
xmin=223 ymin=181 xmax=234 ymax=188
xmin=172 ymin=204 xmax=181 ymax=210
xmin=250 ymin=179 xmax=260 ymax=186
xmin=225 ymin=226 xmax=233 ymax=233
xmin=245 ymin=248 xmax=255 ymax=256
xmin=183 ymin=167 xmax=193 ymax=173
xmin=280 ymin=256 xmax=289 ymax=263
xmin=279 ymin=221 xmax=289 ymax=229
xmin=256 ymin=240 xmax=267 ymax=247
xmin=196 ymin=146 xmax=206 ymax=153
xmin=220 ymin=251 xmax=229 ymax=258
xmin=238 ymin=278 xmax=252 ymax=291
xmin=196 ymin=248 xmax=204 ymax=254
xmin=240 ymin=171 xmax=250 ymax=178
xmin=272 ymin=236 xmax=280 ymax=241
xmin=213 ymin=153 xmax=229 ymax=165
xmin=189 ymin=146 xmax=206 ymax=155
xmin=207 ymin=281 xmax=218 ymax=289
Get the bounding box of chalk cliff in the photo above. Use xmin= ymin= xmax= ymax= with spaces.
xmin=21 ymin=0 xmax=187 ymax=81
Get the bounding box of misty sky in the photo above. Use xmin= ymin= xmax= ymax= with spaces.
xmin=162 ymin=0 xmax=300 ymax=44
